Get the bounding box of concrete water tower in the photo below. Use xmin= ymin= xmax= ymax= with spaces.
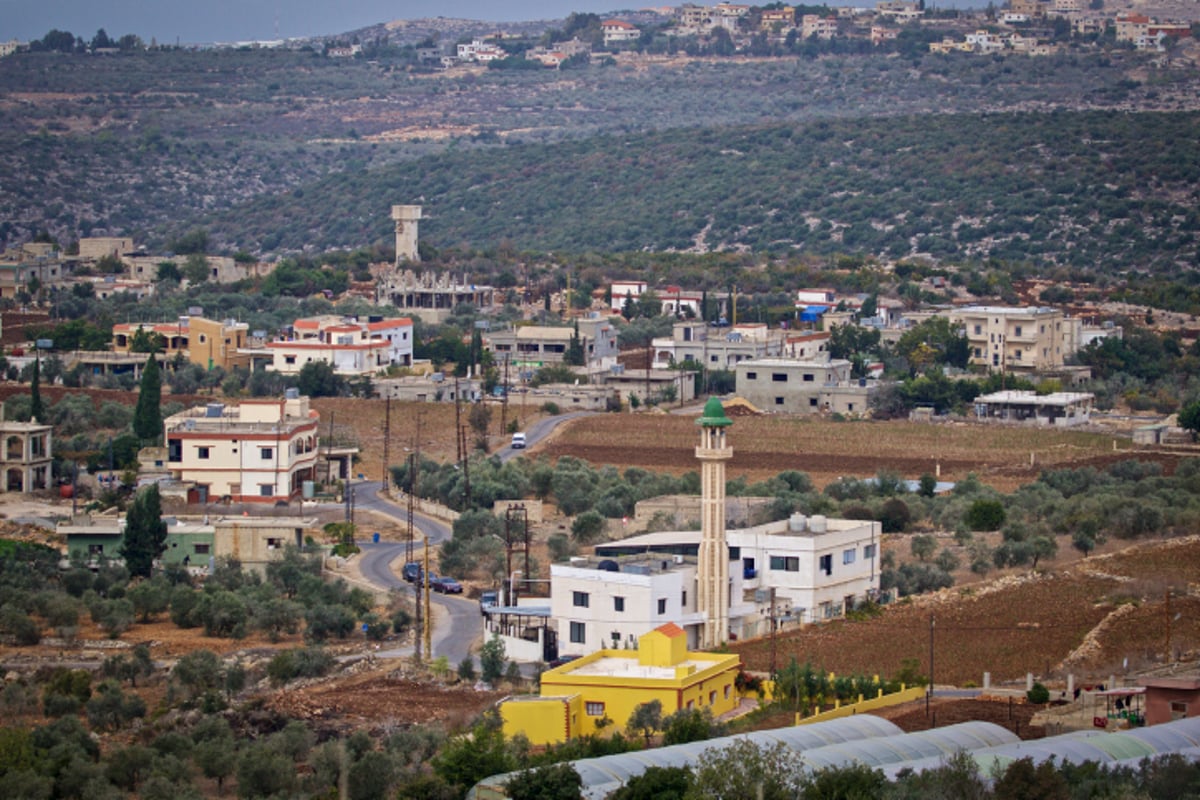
xmin=695 ymin=396 xmax=733 ymax=649
xmin=391 ymin=204 xmax=422 ymax=264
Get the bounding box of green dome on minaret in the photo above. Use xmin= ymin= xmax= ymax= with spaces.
xmin=697 ymin=396 xmax=732 ymax=427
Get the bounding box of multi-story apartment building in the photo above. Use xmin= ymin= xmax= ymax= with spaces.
xmin=954 ymin=305 xmax=1067 ymax=373
xmin=801 ymin=14 xmax=839 ymax=39
xmin=163 ymin=392 xmax=320 ymax=504
xmin=268 ymin=315 xmax=413 ymax=376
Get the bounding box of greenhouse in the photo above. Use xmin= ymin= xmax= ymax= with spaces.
xmin=471 ymin=716 xmax=1017 ymax=799
xmin=470 ymin=715 xmax=1200 ymax=799
xmin=881 ymin=716 xmax=1200 ymax=780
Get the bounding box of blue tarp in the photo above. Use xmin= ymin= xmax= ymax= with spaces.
xmin=800 ymin=305 xmax=829 ymax=322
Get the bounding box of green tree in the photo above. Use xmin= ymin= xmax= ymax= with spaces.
xmin=571 ymin=511 xmax=606 ymax=543
xmin=133 ymin=355 xmax=163 ymax=442
xmin=181 ymin=253 xmax=210 ymax=284
xmin=964 ymin=498 xmax=1006 ymax=532
xmin=120 ymin=486 xmax=167 ymax=578
xmin=480 ymin=634 xmax=507 ymax=683
xmin=685 ymin=739 xmax=804 ymax=800
xmin=626 ymin=699 xmax=663 ymax=745
xmin=1179 ymin=398 xmax=1200 ymax=442
xmin=432 ymin=721 xmax=515 ymax=792
xmin=29 ymin=357 xmax=44 ymax=423
xmin=610 ymin=766 xmax=692 ymax=800
xmin=504 ymin=763 xmax=582 ymax=800
xmin=910 ymin=534 xmax=936 ymax=562
xmin=661 ymin=707 xmax=723 ymax=745
xmin=297 ymin=361 xmax=344 ymax=397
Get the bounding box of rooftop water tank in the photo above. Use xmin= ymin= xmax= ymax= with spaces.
xmin=809 ymin=515 xmax=828 ymax=533
xmin=788 ymin=513 xmax=808 ymax=532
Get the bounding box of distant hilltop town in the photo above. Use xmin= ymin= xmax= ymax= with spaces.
xmin=5 ymin=0 xmax=1198 ymax=61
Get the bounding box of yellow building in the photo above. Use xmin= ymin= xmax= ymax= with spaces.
xmin=112 ymin=316 xmax=251 ymax=372
xmin=501 ymin=623 xmax=742 ymax=745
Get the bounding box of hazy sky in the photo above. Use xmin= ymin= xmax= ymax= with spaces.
xmin=0 ymin=1 xmax=633 ymax=44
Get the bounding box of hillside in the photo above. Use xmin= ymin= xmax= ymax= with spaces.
xmin=3 ymin=45 xmax=1197 ymax=264
xmin=202 ymin=109 xmax=1200 ymax=272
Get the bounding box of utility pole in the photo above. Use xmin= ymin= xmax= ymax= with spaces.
xmin=406 ymin=453 xmax=415 ymax=564
xmin=927 ymin=615 xmax=935 ymax=716
xmin=382 ymin=396 xmax=391 ymax=486
xmin=423 ymin=538 xmax=432 ymax=658
xmin=500 ymin=354 xmax=509 ymax=435
xmin=769 ymin=587 xmax=778 ymax=677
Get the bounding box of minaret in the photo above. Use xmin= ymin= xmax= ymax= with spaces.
xmin=391 ymin=204 xmax=422 ymax=264
xmin=695 ymin=396 xmax=733 ymax=649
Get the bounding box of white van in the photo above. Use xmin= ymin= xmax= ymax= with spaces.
xmin=511 ymin=432 xmax=527 ymax=449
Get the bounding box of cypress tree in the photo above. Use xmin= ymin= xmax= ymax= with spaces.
xmin=30 ymin=356 xmax=44 ymax=422
xmin=120 ymin=485 xmax=167 ymax=578
xmin=133 ymin=355 xmax=162 ymax=443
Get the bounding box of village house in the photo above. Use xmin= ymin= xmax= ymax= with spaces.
xmin=500 ymin=623 xmax=743 ymax=745
xmin=61 ymin=512 xmax=319 ymax=574
xmin=734 ymin=355 xmax=873 ymax=416
xmin=601 ymin=20 xmax=640 ymax=46
xmin=267 ymin=315 xmax=413 ymax=376
xmin=456 ymin=38 xmax=506 ymax=62
xmin=486 ymin=317 xmax=619 ymax=370
xmin=651 ymin=321 xmax=785 ymax=369
xmin=112 ymin=316 xmax=253 ymax=373
xmin=760 ymin=7 xmax=796 ymax=30
xmin=973 ymin=390 xmax=1095 ymax=427
xmin=0 ymin=412 xmax=51 ymax=494
xmin=163 ymin=392 xmax=320 ymax=504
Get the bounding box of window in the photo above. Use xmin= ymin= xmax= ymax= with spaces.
xmin=613 ymin=596 xmax=625 ymax=612
xmin=260 ymin=447 xmax=273 ymax=460
xmin=746 ymin=371 xmax=757 ymax=380
xmin=772 ymin=373 xmax=787 ymax=382
xmin=569 ymin=621 xmax=585 ymax=643
xmin=267 ymin=538 xmax=282 ymax=550
xmin=775 ymin=397 xmax=784 ymax=406
xmin=1013 ymin=350 xmax=1022 ymax=361
xmin=88 ymin=544 xmax=103 ymax=555
xmin=974 ymin=324 xmax=982 ymax=335
xmin=1014 ymin=325 xmax=1023 ymax=336
xmin=194 ymin=544 xmax=210 ymax=555
xmin=819 ymin=554 xmax=833 ymax=576
xmin=802 ymin=373 xmax=814 ymax=382
xmin=843 ymin=548 xmax=856 ymax=565
xmin=573 ymin=591 xmax=590 ymax=608
xmin=864 ymin=543 xmax=877 ymax=559
xmin=657 ymin=598 xmax=667 ymax=615
xmin=259 ymin=484 xmax=273 ymax=497
xmin=709 ymin=690 xmax=717 ymax=705
xmin=724 ymin=684 xmax=731 ymax=699
xmin=585 ymin=701 xmax=605 ymax=716
xmin=285 ymin=355 xmax=296 ymax=365
xmin=809 ymin=398 xmax=818 ymax=407
xmin=681 ymin=591 xmax=687 ymax=606
xmin=197 ymin=446 xmax=210 ymax=460
xmin=769 ymin=556 xmax=799 ymax=572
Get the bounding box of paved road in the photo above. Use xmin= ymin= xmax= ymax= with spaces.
xmin=496 ymin=410 xmax=596 ymax=463
xmin=352 ymin=481 xmax=481 ymax=667
xmin=348 ymin=410 xmax=593 ymax=665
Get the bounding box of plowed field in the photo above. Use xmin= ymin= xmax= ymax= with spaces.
xmin=536 ymin=413 xmax=1170 ymax=491
xmin=732 ymin=537 xmax=1200 ymax=686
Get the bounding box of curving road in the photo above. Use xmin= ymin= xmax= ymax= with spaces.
xmin=353 ymin=481 xmax=482 ymax=667
xmin=349 ymin=410 xmax=593 ymax=664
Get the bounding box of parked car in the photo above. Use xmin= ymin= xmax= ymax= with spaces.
xmin=480 ymin=590 xmax=499 ymax=615
xmin=431 ymin=576 xmax=463 ymax=594
xmin=547 ymin=654 xmax=580 ymax=669
xmin=510 ymin=432 xmax=526 ymax=449
xmin=402 ymin=562 xmax=421 ymax=582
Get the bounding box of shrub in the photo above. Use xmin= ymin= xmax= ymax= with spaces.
xmin=1026 ymin=682 xmax=1050 ymax=705
xmin=964 ymin=498 xmax=1006 ymax=531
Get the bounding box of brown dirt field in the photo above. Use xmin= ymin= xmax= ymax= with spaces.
xmin=873 ymin=697 xmax=1047 ymax=739
xmin=535 ymin=413 xmax=1179 ymax=491
xmin=267 ymin=665 xmax=505 ymax=734
xmin=731 ymin=537 xmax=1200 ymax=687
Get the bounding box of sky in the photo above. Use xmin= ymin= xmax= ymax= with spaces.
xmin=0 ymin=1 xmax=633 ymax=45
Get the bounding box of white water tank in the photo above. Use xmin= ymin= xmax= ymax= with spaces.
xmin=788 ymin=513 xmax=808 ymax=532
xmin=809 ymin=515 xmax=828 ymax=533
